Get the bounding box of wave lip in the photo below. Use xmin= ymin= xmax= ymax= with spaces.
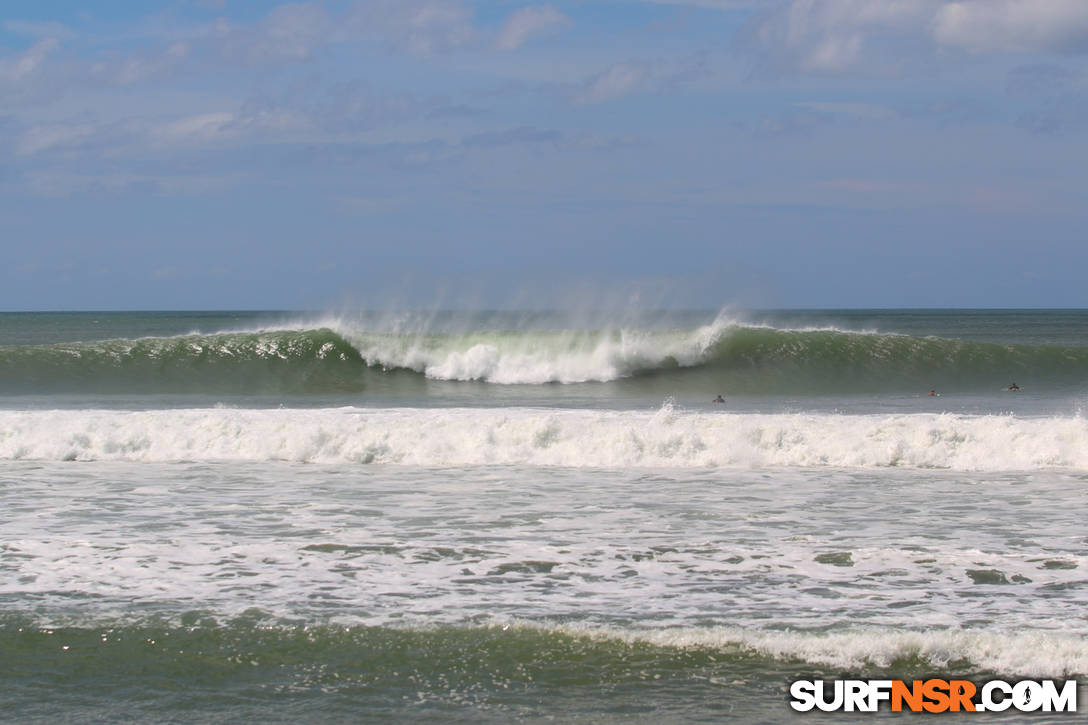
xmin=3 ymin=407 xmax=1087 ymax=470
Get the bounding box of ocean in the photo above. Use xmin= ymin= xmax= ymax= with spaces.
xmin=1 ymin=308 xmax=1086 ymax=723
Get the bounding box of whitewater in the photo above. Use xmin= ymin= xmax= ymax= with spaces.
xmin=2 ymin=309 xmax=1087 ymax=723
xmin=4 ymin=406 xmax=1088 ymax=469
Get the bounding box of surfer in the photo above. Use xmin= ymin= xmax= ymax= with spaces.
xmin=713 ymin=394 xmax=725 ymax=403
xmin=928 ymin=389 xmax=938 ymax=397
xmin=1005 ymin=382 xmax=1020 ymax=391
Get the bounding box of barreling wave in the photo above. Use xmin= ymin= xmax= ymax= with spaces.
xmin=3 ymin=407 xmax=1087 ymax=470
xmin=3 ymin=316 xmax=1088 ymax=394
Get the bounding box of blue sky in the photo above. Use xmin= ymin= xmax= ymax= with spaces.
xmin=3 ymin=0 xmax=1088 ymax=310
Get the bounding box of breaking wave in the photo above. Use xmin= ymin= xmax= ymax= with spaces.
xmin=1 ymin=617 xmax=1083 ymax=680
xmin=3 ymin=407 xmax=1087 ymax=470
xmin=3 ymin=315 xmax=1088 ymax=394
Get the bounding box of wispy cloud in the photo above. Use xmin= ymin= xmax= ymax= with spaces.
xmin=495 ymin=5 xmax=571 ymax=51
xmin=753 ymin=108 xmax=829 ymax=138
xmin=15 ymin=121 xmax=96 ymax=156
xmin=753 ymin=0 xmax=937 ymax=74
xmin=343 ymin=0 xmax=475 ymax=56
xmin=631 ymin=0 xmax=772 ymax=8
xmin=573 ymin=55 xmax=705 ymax=104
xmin=4 ymin=20 xmax=75 ymax=40
xmin=199 ymin=3 xmax=336 ymax=66
xmin=576 ymin=62 xmax=652 ymax=104
xmin=462 ymin=126 xmax=561 ymax=148
xmin=0 ymin=37 xmax=59 ymax=83
xmin=795 ymin=101 xmax=899 ymax=121
xmin=153 ymin=112 xmax=236 ymax=144
xmin=753 ymin=0 xmax=1088 ymax=76
xmin=90 ymin=41 xmax=191 ymax=86
xmin=934 ymin=0 xmax=1088 ymax=54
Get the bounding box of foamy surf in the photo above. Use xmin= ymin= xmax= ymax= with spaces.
xmin=3 ymin=407 xmax=1087 ymax=469
xmin=520 ymin=623 xmax=1088 ymax=678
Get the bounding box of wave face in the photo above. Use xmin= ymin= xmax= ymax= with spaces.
xmin=3 ymin=407 xmax=1087 ymax=469
xmin=0 ymin=329 xmax=368 ymax=394
xmin=698 ymin=325 xmax=1088 ymax=392
xmin=3 ymin=314 xmax=1088 ymax=394
xmin=3 ymin=620 xmax=1082 ymax=724
xmin=2 ymin=620 xmax=1084 ymax=683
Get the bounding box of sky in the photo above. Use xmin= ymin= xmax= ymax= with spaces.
xmin=3 ymin=0 xmax=1088 ymax=310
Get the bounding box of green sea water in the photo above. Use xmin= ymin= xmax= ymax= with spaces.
xmin=2 ymin=310 xmax=1087 ymax=722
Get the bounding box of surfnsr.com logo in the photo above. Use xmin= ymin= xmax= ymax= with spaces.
xmin=789 ymin=679 xmax=1078 ymax=713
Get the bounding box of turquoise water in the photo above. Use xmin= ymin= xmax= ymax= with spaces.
xmin=1 ymin=310 xmax=1087 ymax=722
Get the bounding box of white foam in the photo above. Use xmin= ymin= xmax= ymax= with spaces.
xmin=4 ymin=456 xmax=1086 ymax=677
xmin=533 ymin=623 xmax=1088 ymax=677
xmin=337 ymin=316 xmax=735 ymax=383
xmin=2 ymin=407 xmax=1087 ymax=470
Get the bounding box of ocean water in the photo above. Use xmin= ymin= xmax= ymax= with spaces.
xmin=1 ymin=309 xmax=1087 ymax=723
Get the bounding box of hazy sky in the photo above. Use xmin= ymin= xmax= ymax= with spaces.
xmin=3 ymin=0 xmax=1088 ymax=310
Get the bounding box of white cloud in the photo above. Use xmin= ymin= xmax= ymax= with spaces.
xmin=16 ymin=122 xmax=94 ymax=155
xmin=154 ymin=112 xmax=236 ymax=143
xmin=755 ymin=0 xmax=936 ymax=73
xmin=247 ymin=3 xmax=334 ymax=62
xmin=345 ymin=0 xmax=475 ymax=56
xmin=0 ymin=37 xmax=59 ymax=83
xmin=90 ymin=41 xmax=192 ymax=86
xmin=201 ymin=3 xmax=336 ymax=65
xmin=934 ymin=0 xmax=1088 ymax=54
xmin=755 ymin=0 xmax=1088 ymax=75
xmin=495 ymin=6 xmax=571 ymax=51
xmin=16 ymin=111 xmax=243 ymax=159
xmin=575 ymin=62 xmax=651 ymax=104
xmin=573 ymin=55 xmax=706 ymax=104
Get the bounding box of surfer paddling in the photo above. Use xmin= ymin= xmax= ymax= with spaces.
xmin=712 ymin=394 xmax=725 ymax=403
xmin=1005 ymin=382 xmax=1021 ymax=391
